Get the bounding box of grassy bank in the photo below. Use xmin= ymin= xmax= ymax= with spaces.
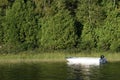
xmin=0 ymin=52 xmax=120 ymax=63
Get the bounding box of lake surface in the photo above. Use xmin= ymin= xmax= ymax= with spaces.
xmin=0 ymin=62 xmax=120 ymax=80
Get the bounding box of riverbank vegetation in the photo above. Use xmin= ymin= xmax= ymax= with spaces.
xmin=0 ymin=0 xmax=120 ymax=54
xmin=0 ymin=52 xmax=120 ymax=63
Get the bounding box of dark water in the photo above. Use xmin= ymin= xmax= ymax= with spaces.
xmin=0 ymin=62 xmax=120 ymax=80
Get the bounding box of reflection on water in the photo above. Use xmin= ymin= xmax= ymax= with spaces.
xmin=67 ymin=64 xmax=100 ymax=80
xmin=67 ymin=62 xmax=120 ymax=80
xmin=0 ymin=62 xmax=120 ymax=80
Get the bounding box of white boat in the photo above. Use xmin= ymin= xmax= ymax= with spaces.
xmin=66 ymin=57 xmax=100 ymax=66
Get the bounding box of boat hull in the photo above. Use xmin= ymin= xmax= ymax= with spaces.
xmin=66 ymin=57 xmax=100 ymax=65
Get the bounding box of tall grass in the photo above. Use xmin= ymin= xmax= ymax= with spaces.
xmin=0 ymin=52 xmax=120 ymax=63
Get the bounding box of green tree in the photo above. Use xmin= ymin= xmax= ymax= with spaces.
xmin=0 ymin=0 xmax=8 ymax=7
xmin=76 ymin=0 xmax=105 ymax=50
xmin=97 ymin=0 xmax=120 ymax=52
xmin=98 ymin=8 xmax=120 ymax=51
xmin=0 ymin=0 xmax=119 ymax=52
xmin=19 ymin=0 xmax=39 ymax=49
xmin=39 ymin=2 xmax=77 ymax=49
xmin=2 ymin=0 xmax=24 ymax=52
xmin=0 ymin=0 xmax=9 ymax=45
xmin=3 ymin=0 xmax=39 ymax=52
xmin=0 ymin=8 xmax=3 ymax=44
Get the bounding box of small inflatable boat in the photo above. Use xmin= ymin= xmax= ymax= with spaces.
xmin=66 ymin=57 xmax=100 ymax=65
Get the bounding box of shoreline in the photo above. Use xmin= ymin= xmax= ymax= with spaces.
xmin=0 ymin=52 xmax=119 ymax=63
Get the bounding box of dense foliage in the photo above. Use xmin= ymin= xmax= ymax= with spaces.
xmin=0 ymin=0 xmax=120 ymax=53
